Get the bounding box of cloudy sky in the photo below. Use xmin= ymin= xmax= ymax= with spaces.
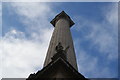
xmin=1 ymin=1 xmax=118 ymax=79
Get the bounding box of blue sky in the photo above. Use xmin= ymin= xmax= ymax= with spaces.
xmin=1 ymin=2 xmax=118 ymax=79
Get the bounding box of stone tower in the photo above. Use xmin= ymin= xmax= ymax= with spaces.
xmin=44 ymin=11 xmax=78 ymax=70
xmin=26 ymin=11 xmax=87 ymax=79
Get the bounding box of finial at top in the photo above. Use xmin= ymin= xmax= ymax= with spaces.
xmin=50 ymin=11 xmax=75 ymax=28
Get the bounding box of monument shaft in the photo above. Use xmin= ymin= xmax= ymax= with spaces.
xmin=44 ymin=11 xmax=78 ymax=70
xmin=27 ymin=11 xmax=87 ymax=79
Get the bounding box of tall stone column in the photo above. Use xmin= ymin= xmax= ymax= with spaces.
xmin=44 ymin=11 xmax=78 ymax=70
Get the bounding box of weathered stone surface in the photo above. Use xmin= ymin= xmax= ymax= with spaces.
xmin=44 ymin=11 xmax=78 ymax=70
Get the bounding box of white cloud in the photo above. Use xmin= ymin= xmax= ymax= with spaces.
xmin=2 ymin=2 xmax=54 ymax=78
xmin=74 ymin=3 xmax=118 ymax=78
xmin=77 ymin=49 xmax=115 ymax=78
xmin=9 ymin=2 xmax=55 ymax=40
xmin=11 ymin=3 xmax=52 ymax=19
xmin=0 ymin=2 xmax=2 ymax=37
xmin=93 ymin=3 xmax=118 ymax=60
xmin=74 ymin=3 xmax=118 ymax=61
xmin=1 ymin=29 xmax=52 ymax=78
